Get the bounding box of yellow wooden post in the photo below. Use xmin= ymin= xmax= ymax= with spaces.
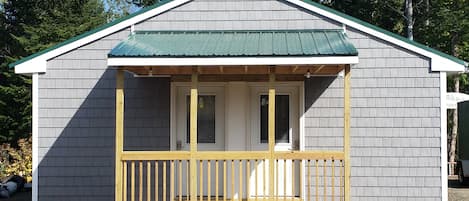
xmin=268 ymin=69 xmax=276 ymax=200
xmin=343 ymin=65 xmax=351 ymax=201
xmin=190 ymin=70 xmax=198 ymax=201
xmin=116 ymin=69 xmax=124 ymax=201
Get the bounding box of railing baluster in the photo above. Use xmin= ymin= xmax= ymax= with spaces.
xmin=255 ymin=160 xmax=258 ymax=201
xmin=263 ymin=160 xmax=266 ymax=197
xmin=224 ymin=160 xmax=227 ymax=201
xmin=276 ymin=159 xmax=279 ymax=201
xmin=155 ymin=161 xmax=159 ymax=201
xmin=292 ymin=160 xmax=295 ymax=199
xmin=163 ymin=161 xmax=167 ymax=201
xmin=171 ymin=160 xmax=175 ymax=201
xmin=131 ymin=161 xmax=135 ymax=201
xmin=340 ymin=160 xmax=344 ymax=201
xmin=179 ymin=160 xmax=182 ymax=201
xmin=124 ymin=161 xmax=127 ymax=201
xmin=239 ymin=160 xmax=243 ymax=201
xmin=200 ymin=160 xmax=203 ymax=201
xmin=332 ymin=159 xmax=335 ymax=201
xmin=299 ymin=160 xmax=303 ymax=200
xmin=208 ymin=160 xmax=211 ymax=201
xmin=247 ymin=160 xmax=250 ymax=200
xmin=323 ymin=160 xmax=326 ymax=201
xmin=314 ymin=160 xmax=317 ymax=201
xmin=147 ymin=161 xmax=151 ymax=201
xmin=187 ymin=160 xmax=189 ymax=200
xmin=284 ymin=159 xmax=287 ymax=201
xmin=216 ymin=160 xmax=219 ymax=201
xmin=231 ymin=160 xmax=235 ymax=201
xmin=139 ymin=161 xmax=143 ymax=201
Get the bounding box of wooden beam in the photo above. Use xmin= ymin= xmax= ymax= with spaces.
xmin=190 ymin=69 xmax=198 ymax=201
xmin=268 ymin=67 xmax=276 ymax=200
xmin=115 ymin=69 xmax=124 ymax=201
xmin=343 ymin=65 xmax=351 ymax=201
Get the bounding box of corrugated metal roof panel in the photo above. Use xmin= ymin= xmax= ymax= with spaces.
xmin=108 ymin=30 xmax=359 ymax=57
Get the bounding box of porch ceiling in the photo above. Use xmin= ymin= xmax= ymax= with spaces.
xmin=121 ymin=64 xmax=344 ymax=81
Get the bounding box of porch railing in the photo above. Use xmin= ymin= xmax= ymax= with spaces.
xmin=118 ymin=151 xmax=345 ymax=201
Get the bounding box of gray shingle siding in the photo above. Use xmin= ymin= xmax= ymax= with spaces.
xmin=36 ymin=0 xmax=442 ymax=200
xmin=135 ymin=0 xmax=341 ymax=30
xmin=38 ymin=28 xmax=171 ymax=200
xmin=305 ymin=27 xmax=441 ymax=200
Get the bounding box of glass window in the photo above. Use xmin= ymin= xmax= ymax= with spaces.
xmin=260 ymin=95 xmax=290 ymax=143
xmin=186 ymin=95 xmax=216 ymax=143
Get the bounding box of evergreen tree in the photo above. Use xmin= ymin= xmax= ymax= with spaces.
xmin=0 ymin=0 xmax=108 ymax=146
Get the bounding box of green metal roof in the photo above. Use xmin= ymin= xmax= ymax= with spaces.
xmin=108 ymin=30 xmax=358 ymax=57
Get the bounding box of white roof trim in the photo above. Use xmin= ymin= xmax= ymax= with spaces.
xmin=285 ymin=0 xmax=466 ymax=72
xmin=108 ymin=56 xmax=359 ymax=66
xmin=14 ymin=0 xmax=191 ymax=74
xmin=14 ymin=0 xmax=466 ymax=74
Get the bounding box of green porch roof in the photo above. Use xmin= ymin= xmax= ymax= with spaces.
xmin=108 ymin=30 xmax=358 ymax=57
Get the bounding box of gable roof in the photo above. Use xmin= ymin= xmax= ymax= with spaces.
xmin=10 ymin=0 xmax=467 ymax=74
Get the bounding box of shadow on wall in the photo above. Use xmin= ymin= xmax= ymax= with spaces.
xmin=304 ymin=76 xmax=337 ymax=110
xmin=38 ymin=69 xmax=170 ymax=201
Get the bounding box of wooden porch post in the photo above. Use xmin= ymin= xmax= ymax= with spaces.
xmin=268 ymin=68 xmax=276 ymax=200
xmin=190 ymin=70 xmax=198 ymax=201
xmin=344 ymin=65 xmax=351 ymax=201
xmin=115 ymin=69 xmax=124 ymax=201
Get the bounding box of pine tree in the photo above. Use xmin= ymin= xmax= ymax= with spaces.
xmin=0 ymin=0 xmax=108 ymax=146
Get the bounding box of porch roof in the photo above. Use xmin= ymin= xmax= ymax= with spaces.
xmin=108 ymin=30 xmax=358 ymax=58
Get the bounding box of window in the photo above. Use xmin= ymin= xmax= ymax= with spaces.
xmin=260 ymin=95 xmax=290 ymax=143
xmin=186 ymin=95 xmax=216 ymax=143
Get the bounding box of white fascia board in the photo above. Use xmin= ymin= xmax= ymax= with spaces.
xmin=108 ymin=56 xmax=359 ymax=66
xmin=286 ymin=0 xmax=466 ymax=72
xmin=14 ymin=0 xmax=191 ymax=74
xmin=15 ymin=59 xmax=47 ymax=74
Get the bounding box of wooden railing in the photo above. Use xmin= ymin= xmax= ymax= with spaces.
xmin=118 ymin=151 xmax=345 ymax=201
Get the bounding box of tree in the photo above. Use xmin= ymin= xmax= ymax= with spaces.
xmin=0 ymin=0 xmax=108 ymax=146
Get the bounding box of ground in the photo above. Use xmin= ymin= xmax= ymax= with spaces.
xmin=1 ymin=180 xmax=468 ymax=201
xmin=0 ymin=190 xmax=31 ymax=201
xmin=449 ymin=177 xmax=469 ymax=201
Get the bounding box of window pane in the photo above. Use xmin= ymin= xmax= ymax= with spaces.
xmin=186 ymin=95 xmax=216 ymax=143
xmin=260 ymin=95 xmax=290 ymax=143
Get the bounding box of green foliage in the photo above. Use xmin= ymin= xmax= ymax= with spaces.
xmin=0 ymin=0 xmax=108 ymax=146
xmin=0 ymin=137 xmax=32 ymax=182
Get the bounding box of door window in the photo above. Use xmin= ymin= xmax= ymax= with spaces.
xmin=186 ymin=95 xmax=216 ymax=143
xmin=260 ymin=95 xmax=290 ymax=143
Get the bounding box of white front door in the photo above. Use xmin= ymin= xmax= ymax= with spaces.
xmin=249 ymin=85 xmax=300 ymax=198
xmin=175 ymin=85 xmax=225 ymax=197
xmin=172 ymin=83 xmax=301 ymax=198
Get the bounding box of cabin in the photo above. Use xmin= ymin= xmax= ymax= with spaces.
xmin=10 ymin=0 xmax=468 ymax=201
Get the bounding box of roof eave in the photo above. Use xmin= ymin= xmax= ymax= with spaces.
xmin=286 ymin=0 xmax=467 ymax=72
xmin=10 ymin=0 xmax=192 ymax=74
